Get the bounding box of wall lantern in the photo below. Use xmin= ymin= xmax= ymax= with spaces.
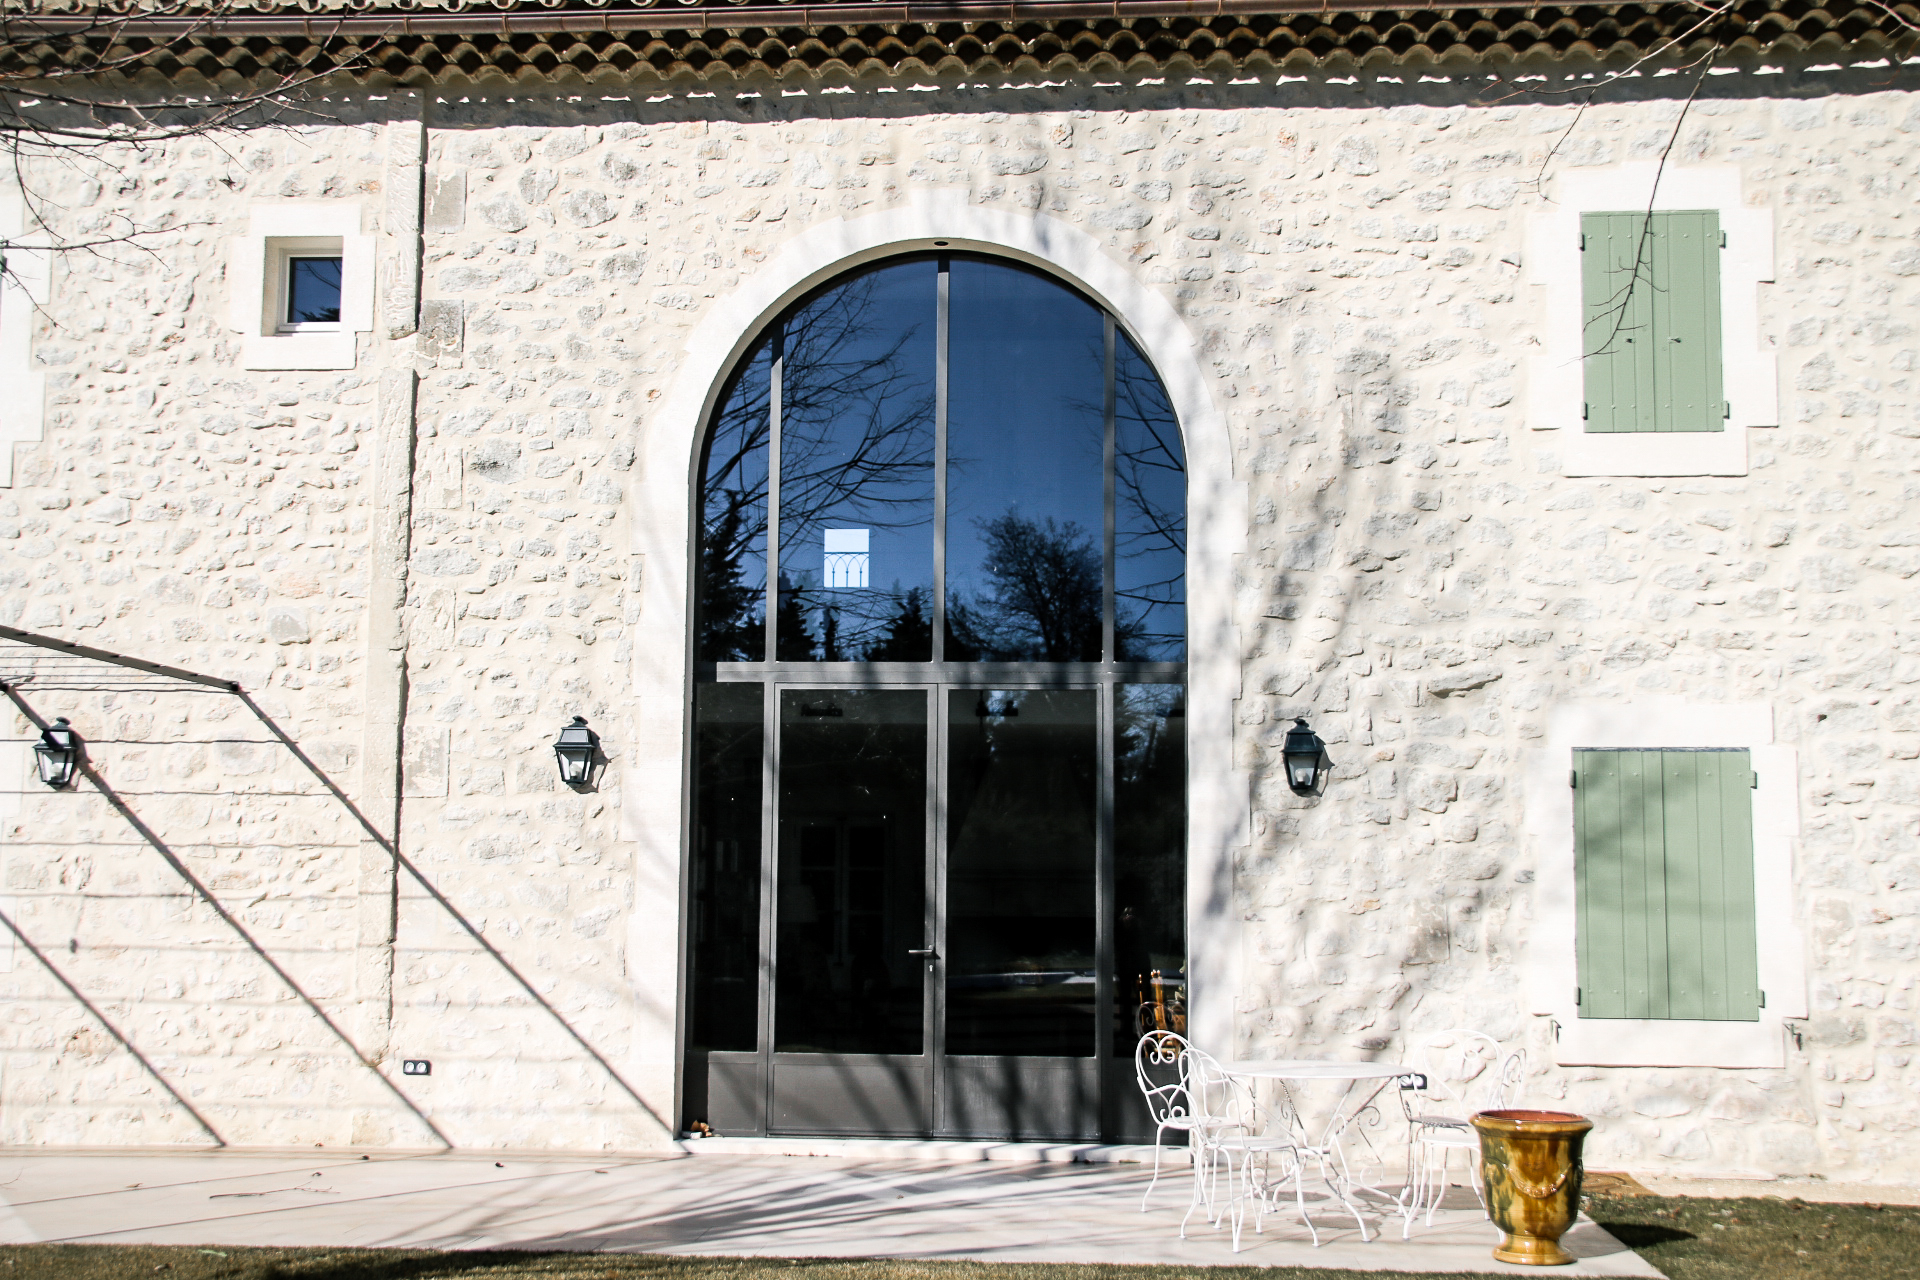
xmin=1282 ymin=718 xmax=1331 ymax=797
xmin=34 ymin=717 xmax=81 ymax=789
xmin=552 ymin=716 xmax=601 ymax=788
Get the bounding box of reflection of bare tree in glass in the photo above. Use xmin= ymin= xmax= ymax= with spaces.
xmin=699 ymin=274 xmax=937 ymax=662
xmin=1115 ymin=346 xmax=1186 ymax=661
xmin=948 ymin=514 xmax=1118 ymax=662
xmin=779 ymin=275 xmax=936 ymax=660
xmin=698 ymin=347 xmax=771 ymax=662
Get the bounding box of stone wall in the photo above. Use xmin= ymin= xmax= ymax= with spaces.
xmin=2 ymin=60 xmax=1918 ymax=1179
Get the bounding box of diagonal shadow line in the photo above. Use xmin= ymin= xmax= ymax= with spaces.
xmin=235 ymin=692 xmax=672 ymax=1137
xmin=2 ymin=685 xmax=453 ymax=1150
xmin=0 ymin=906 xmax=227 ymax=1147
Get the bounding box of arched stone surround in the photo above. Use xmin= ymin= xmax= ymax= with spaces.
xmin=624 ymin=192 xmax=1250 ymax=1123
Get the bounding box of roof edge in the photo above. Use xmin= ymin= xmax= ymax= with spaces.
xmin=0 ymin=1 xmax=1630 ymax=39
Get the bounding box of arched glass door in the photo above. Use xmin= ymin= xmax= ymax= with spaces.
xmin=685 ymin=255 xmax=1187 ymax=1140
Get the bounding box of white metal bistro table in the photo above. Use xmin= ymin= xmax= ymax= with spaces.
xmin=1220 ymin=1060 xmax=1414 ymax=1242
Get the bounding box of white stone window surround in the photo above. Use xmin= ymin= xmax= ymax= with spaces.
xmin=1523 ymin=701 xmax=1806 ymax=1069
xmin=633 ymin=193 xmax=1248 ymax=1100
xmin=227 ymin=203 xmax=373 ymax=371
xmin=1526 ymin=163 xmax=1777 ymax=478
xmin=0 ymin=191 xmax=49 ymax=489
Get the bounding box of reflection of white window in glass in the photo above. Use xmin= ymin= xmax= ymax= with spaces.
xmin=824 ymin=529 xmax=869 ymax=589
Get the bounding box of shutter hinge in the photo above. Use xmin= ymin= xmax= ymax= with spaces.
xmin=1752 ymin=771 xmax=1760 ymax=789
xmin=1760 ymin=990 xmax=1768 ymax=1008
xmin=1579 ymin=232 xmax=1586 ymax=250
xmin=1582 ymin=403 xmax=1590 ymax=421
xmin=1575 ymin=987 xmax=1583 ymax=1006
xmin=1720 ymin=230 xmax=1728 ymax=248
xmin=1570 ymin=769 xmax=1579 ymax=789
xmin=1725 ymin=402 xmax=1732 ymax=419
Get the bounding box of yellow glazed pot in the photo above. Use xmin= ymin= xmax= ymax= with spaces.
xmin=1470 ymin=1109 xmax=1594 ymax=1266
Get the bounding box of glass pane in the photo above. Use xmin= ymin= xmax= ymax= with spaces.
xmin=945 ymin=689 xmax=1098 ymax=1056
xmin=1113 ymin=684 xmax=1186 ymax=1054
xmin=689 ymin=683 xmax=764 ymax=1052
xmin=946 ymin=261 xmax=1106 ymax=661
xmin=1115 ymin=334 xmax=1186 ymax=661
xmin=698 ymin=341 xmax=772 ymax=662
xmin=777 ymin=262 xmax=938 ymax=661
xmin=287 ymin=257 xmax=342 ymax=324
xmin=775 ymin=689 xmax=928 ymax=1054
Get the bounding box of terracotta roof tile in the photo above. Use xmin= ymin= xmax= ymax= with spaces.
xmin=4 ymin=2 xmax=1914 ymax=84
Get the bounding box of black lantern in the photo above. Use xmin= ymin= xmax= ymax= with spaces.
xmin=34 ymin=717 xmax=81 ymax=789
xmin=552 ymin=716 xmax=600 ymax=788
xmin=1282 ymin=718 xmax=1331 ymax=797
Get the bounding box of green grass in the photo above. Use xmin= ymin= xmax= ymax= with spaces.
xmin=1584 ymin=1192 xmax=1920 ymax=1280
xmin=5 ymin=1195 xmax=1918 ymax=1280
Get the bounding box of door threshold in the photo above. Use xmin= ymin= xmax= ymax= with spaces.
xmin=674 ymin=1135 xmax=1186 ymax=1164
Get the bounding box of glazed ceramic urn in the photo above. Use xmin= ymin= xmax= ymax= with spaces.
xmin=1470 ymin=1109 xmax=1595 ymax=1266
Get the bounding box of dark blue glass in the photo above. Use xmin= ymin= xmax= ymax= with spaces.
xmin=944 ymin=688 xmax=1098 ymax=1056
xmin=776 ymin=262 xmax=937 ymax=661
xmin=1114 ymin=333 xmax=1186 ymax=660
xmin=287 ymin=257 xmax=342 ymax=324
xmin=1113 ymin=684 xmax=1185 ymax=1054
xmin=775 ymin=689 xmax=928 ymax=1054
xmin=698 ymin=342 xmax=772 ymax=662
xmin=689 ymin=682 xmax=764 ymax=1052
xmin=945 ymin=261 xmax=1106 ymax=662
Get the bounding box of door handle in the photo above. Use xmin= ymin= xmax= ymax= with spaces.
xmin=907 ymin=948 xmax=937 ymax=957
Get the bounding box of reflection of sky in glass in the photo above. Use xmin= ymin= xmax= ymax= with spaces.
xmin=946 ymin=261 xmax=1106 ymax=662
xmin=778 ymin=261 xmax=936 ymax=661
xmin=697 ymin=255 xmax=1188 ymax=668
xmin=287 ymin=257 xmax=342 ymax=324
xmin=697 ymin=341 xmax=771 ymax=661
xmin=1115 ymin=333 xmax=1186 ymax=660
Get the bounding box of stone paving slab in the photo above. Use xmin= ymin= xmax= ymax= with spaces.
xmin=0 ymin=1150 xmax=1661 ymax=1276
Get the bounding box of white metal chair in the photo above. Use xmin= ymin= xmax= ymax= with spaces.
xmin=1398 ymin=1029 xmax=1527 ymax=1236
xmin=1182 ymin=1047 xmax=1360 ymax=1251
xmin=1134 ymin=1030 xmax=1202 ymax=1211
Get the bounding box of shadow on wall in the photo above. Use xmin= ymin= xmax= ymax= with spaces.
xmin=0 ymin=678 xmax=666 ymax=1149
xmin=1236 ymin=332 xmax=1516 ymax=1061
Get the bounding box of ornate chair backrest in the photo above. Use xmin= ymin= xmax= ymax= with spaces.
xmin=1182 ymin=1045 xmax=1259 ymax=1135
xmin=1493 ymin=1046 xmax=1528 ymax=1110
xmin=1403 ymin=1029 xmax=1506 ymax=1117
xmin=1134 ymin=1030 xmax=1194 ymax=1128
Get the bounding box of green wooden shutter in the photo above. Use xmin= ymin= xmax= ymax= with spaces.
xmin=1574 ymin=749 xmax=1760 ymax=1021
xmin=1581 ymin=211 xmax=1725 ymax=434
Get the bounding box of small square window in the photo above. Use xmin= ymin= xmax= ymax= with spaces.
xmin=282 ymin=255 xmax=342 ymax=329
xmin=286 ymin=256 xmax=342 ymax=326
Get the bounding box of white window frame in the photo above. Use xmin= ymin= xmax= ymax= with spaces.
xmin=1524 ymin=701 xmax=1806 ymax=1068
xmin=228 ymin=203 xmax=372 ymax=371
xmin=1526 ymin=164 xmax=1776 ymax=478
xmin=273 ymin=240 xmax=346 ymax=334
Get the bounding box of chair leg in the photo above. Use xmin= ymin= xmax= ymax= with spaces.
xmin=1294 ymin=1153 xmax=1320 ymax=1248
xmin=1181 ymin=1144 xmax=1215 ymax=1239
xmin=1142 ymin=1127 xmax=1164 ymax=1212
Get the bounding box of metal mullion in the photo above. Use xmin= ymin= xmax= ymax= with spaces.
xmin=930 ymin=681 xmax=951 ymax=1134
xmin=924 ymin=682 xmax=944 ymax=1136
xmin=1094 ymin=678 xmax=1116 ymax=1108
xmin=1102 ymin=313 xmax=1117 ymax=664
xmin=756 ymin=678 xmax=780 ymax=1132
xmin=933 ymin=257 xmax=950 ymax=663
xmin=765 ymin=328 xmax=784 ymax=664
